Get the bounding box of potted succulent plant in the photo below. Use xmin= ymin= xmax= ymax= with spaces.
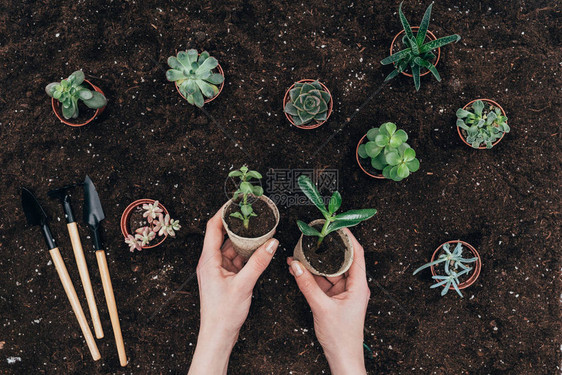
xmin=166 ymin=49 xmax=225 ymax=107
xmin=120 ymin=200 xmax=181 ymax=251
xmin=356 ymin=122 xmax=420 ymax=181
xmin=45 ymin=70 xmax=107 ymax=127
xmin=380 ymin=2 xmax=461 ymax=91
xmin=456 ymin=99 xmax=509 ymax=149
xmin=222 ymin=166 xmax=280 ymax=259
xmin=294 ymin=175 xmax=376 ymax=277
xmin=413 ymin=240 xmax=481 ymax=297
xmin=283 ymin=79 xmax=332 ymax=129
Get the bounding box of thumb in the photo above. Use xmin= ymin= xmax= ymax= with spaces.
xmin=236 ymin=238 xmax=279 ymax=287
xmin=289 ymin=260 xmax=328 ymax=310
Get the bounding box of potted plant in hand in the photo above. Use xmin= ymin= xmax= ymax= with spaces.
xmin=456 ymin=99 xmax=509 ymax=149
xmin=356 ymin=122 xmax=420 ymax=181
xmin=120 ymin=200 xmax=181 ymax=251
xmin=222 ymin=166 xmax=280 ymax=259
xmin=380 ymin=2 xmax=461 ymax=91
xmin=294 ymin=175 xmax=376 ymax=277
xmin=45 ymin=70 xmax=107 ymax=127
xmin=166 ymin=49 xmax=225 ymax=107
xmin=413 ymin=240 xmax=481 ymax=297
xmin=283 ymin=79 xmax=332 ymax=129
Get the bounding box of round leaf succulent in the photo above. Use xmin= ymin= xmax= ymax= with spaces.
xmin=456 ymin=100 xmax=509 ymax=149
xmin=284 ymin=80 xmax=331 ymax=126
xmin=358 ymin=122 xmax=420 ymax=181
xmin=166 ymin=49 xmax=224 ymax=108
xmin=45 ymin=70 xmax=107 ymax=120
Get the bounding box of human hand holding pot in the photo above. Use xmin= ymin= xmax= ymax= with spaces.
xmin=189 ymin=210 xmax=279 ymax=375
xmin=288 ymin=228 xmax=369 ymax=375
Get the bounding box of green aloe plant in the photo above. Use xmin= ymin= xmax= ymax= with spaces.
xmin=380 ymin=2 xmax=461 ymax=91
xmin=456 ymin=100 xmax=509 ymax=149
xmin=45 ymin=70 xmax=107 ymax=120
xmin=358 ymin=122 xmax=420 ymax=181
xmin=297 ymin=175 xmax=376 ymax=246
xmin=228 ymin=166 xmax=264 ymax=229
xmin=166 ymin=49 xmax=224 ymax=108
xmin=284 ymin=80 xmax=331 ymax=126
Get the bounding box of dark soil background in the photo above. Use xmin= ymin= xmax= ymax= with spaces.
xmin=0 ymin=0 xmax=560 ymax=374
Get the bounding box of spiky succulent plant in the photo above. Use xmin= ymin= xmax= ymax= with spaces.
xmin=166 ymin=49 xmax=224 ymax=108
xmin=284 ymin=80 xmax=331 ymax=126
xmin=358 ymin=122 xmax=420 ymax=181
xmin=413 ymin=242 xmax=478 ymax=297
xmin=45 ymin=70 xmax=107 ymax=120
xmin=456 ymin=100 xmax=509 ymax=149
xmin=380 ymin=2 xmax=461 ymax=91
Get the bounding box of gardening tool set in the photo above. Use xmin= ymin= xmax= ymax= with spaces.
xmin=21 ymin=176 xmax=127 ymax=366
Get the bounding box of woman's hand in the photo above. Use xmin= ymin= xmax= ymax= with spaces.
xmin=288 ymin=229 xmax=369 ymax=375
xmin=189 ymin=210 xmax=279 ymax=375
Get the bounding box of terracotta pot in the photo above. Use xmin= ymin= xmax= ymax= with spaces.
xmin=356 ymin=134 xmax=386 ymax=179
xmin=283 ymin=79 xmax=333 ymax=130
xmin=174 ymin=62 xmax=225 ymax=104
xmin=293 ymin=219 xmax=354 ymax=277
xmin=457 ymin=99 xmax=507 ymax=149
xmin=221 ymin=195 xmax=280 ymax=259
xmin=51 ymin=79 xmax=106 ymax=127
xmin=390 ymin=26 xmax=441 ymax=78
xmin=120 ymin=199 xmax=169 ymax=249
xmin=430 ymin=240 xmax=481 ymax=290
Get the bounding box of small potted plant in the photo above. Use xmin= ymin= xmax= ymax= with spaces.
xmin=413 ymin=240 xmax=481 ymax=297
xmin=456 ymin=99 xmax=509 ymax=149
xmin=356 ymin=122 xmax=420 ymax=181
xmin=166 ymin=49 xmax=225 ymax=107
xmin=222 ymin=166 xmax=280 ymax=259
xmin=294 ymin=175 xmax=376 ymax=277
xmin=380 ymin=2 xmax=461 ymax=91
xmin=45 ymin=70 xmax=107 ymax=127
xmin=283 ymin=79 xmax=332 ymax=129
xmin=120 ymin=200 xmax=181 ymax=251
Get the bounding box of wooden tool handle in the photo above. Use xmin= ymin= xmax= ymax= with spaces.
xmin=96 ymin=250 xmax=128 ymax=367
xmin=49 ymin=248 xmax=101 ymax=361
xmin=67 ymin=222 xmax=104 ymax=339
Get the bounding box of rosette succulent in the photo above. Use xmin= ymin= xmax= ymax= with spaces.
xmin=123 ymin=201 xmax=180 ymax=252
xmin=456 ymin=100 xmax=509 ymax=149
xmin=380 ymin=2 xmax=461 ymax=91
xmin=358 ymin=122 xmax=420 ymax=181
xmin=284 ymin=80 xmax=331 ymax=126
xmin=166 ymin=49 xmax=224 ymax=108
xmin=45 ymin=70 xmax=107 ymax=120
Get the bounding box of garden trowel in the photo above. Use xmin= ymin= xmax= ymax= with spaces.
xmin=48 ymin=184 xmax=104 ymax=339
xmin=21 ymin=187 xmax=100 ymax=361
xmin=83 ymin=175 xmax=128 ymax=367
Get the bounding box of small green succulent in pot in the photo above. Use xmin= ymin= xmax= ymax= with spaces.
xmin=284 ymin=80 xmax=332 ymax=126
xmin=166 ymin=49 xmax=224 ymax=108
xmin=228 ymin=165 xmax=264 ymax=229
xmin=380 ymin=2 xmax=461 ymax=91
xmin=45 ymin=70 xmax=107 ymax=120
xmin=357 ymin=122 xmax=420 ymax=181
xmin=457 ymin=100 xmax=509 ymax=149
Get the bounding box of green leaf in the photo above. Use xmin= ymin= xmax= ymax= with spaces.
xmin=207 ymin=73 xmax=224 ymax=85
xmin=472 ymin=100 xmax=484 ymax=117
xmin=228 ymin=170 xmax=243 ymax=177
xmin=384 ymin=68 xmax=401 ymax=82
xmin=416 ymin=2 xmax=433 ymax=46
xmin=78 ymin=89 xmax=93 ymax=100
xmin=371 ymin=153 xmax=387 ymax=170
xmin=246 ymin=170 xmax=262 ymax=179
xmin=45 ymin=82 xmax=59 ymax=96
xmin=334 ymin=209 xmax=377 ymax=221
xmin=62 ymin=100 xmax=77 ymax=119
xmin=456 ymin=108 xmax=471 ymax=118
xmin=82 ymin=91 xmax=107 ymax=109
xmin=298 ymin=110 xmax=314 ymax=125
xmin=240 ymin=204 xmax=253 ymax=217
xmin=167 ymin=56 xmax=182 ymax=70
xmin=366 ymin=128 xmax=379 ymax=141
xmin=240 ymin=181 xmax=253 ymax=195
xmin=414 ymin=57 xmax=441 ymax=81
xmin=397 ymin=164 xmax=410 ymax=179
xmin=385 ymin=151 xmax=402 ymax=166
xmin=403 ymin=147 xmax=416 ymax=161
xmin=297 ymin=175 xmax=328 ymax=216
xmin=198 ymin=51 xmax=210 ymax=63
xmin=412 ymin=64 xmax=421 ymax=91
xmin=420 ymin=34 xmax=461 ymax=53
xmin=365 ymin=141 xmax=382 ymax=158
xmin=358 ymin=144 xmax=368 ymax=159
xmin=375 ymin=134 xmax=389 ymax=147
xmin=196 ymin=56 xmax=218 ymax=74
xmin=192 ymin=89 xmax=204 ymax=108
xmin=230 ymin=212 xmax=244 ymax=221
xmin=398 ymin=2 xmax=413 ymax=39
xmin=166 ymin=69 xmax=185 ymax=82
xmin=407 ymin=158 xmax=420 ymax=172
xmin=284 ymin=102 xmax=299 ymax=116
xmin=394 ymin=129 xmax=408 ymax=144
xmin=195 ymin=79 xmax=218 ymax=98
xmin=381 ymin=122 xmax=396 ymax=136
xmin=70 ymin=70 xmax=85 ymax=85
xmin=328 ymin=191 xmax=342 ymax=214
xmin=297 ymin=220 xmax=321 ymax=236
xmin=380 ymin=48 xmax=411 ymax=65
xmin=389 ymin=133 xmax=405 ymax=148
xmin=252 ymin=186 xmax=264 ymax=196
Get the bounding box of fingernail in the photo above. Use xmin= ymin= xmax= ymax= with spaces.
xmin=266 ymin=239 xmax=278 ymax=254
xmin=291 ymin=261 xmax=303 ymax=276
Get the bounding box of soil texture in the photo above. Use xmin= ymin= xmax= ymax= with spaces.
xmin=302 ymin=224 xmax=347 ymax=274
xmin=225 ymin=198 xmax=276 ymax=238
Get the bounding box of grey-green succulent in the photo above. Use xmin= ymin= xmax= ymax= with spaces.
xmin=45 ymin=70 xmax=107 ymax=120
xmin=228 ymin=166 xmax=264 ymax=229
xmin=456 ymin=100 xmax=509 ymax=149
xmin=166 ymin=49 xmax=224 ymax=108
xmin=284 ymin=80 xmax=331 ymax=126
xmin=358 ymin=122 xmax=420 ymax=181
xmin=380 ymin=2 xmax=461 ymax=91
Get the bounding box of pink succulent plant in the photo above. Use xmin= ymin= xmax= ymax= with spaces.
xmin=124 ymin=200 xmax=181 ymax=251
xmin=142 ymin=200 xmax=163 ymax=223
xmin=125 ymin=234 xmax=142 ymax=252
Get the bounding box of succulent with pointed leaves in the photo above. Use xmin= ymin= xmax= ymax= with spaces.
xmin=45 ymin=70 xmax=107 ymax=120
xmin=380 ymin=2 xmax=460 ymax=91
xmin=166 ymin=49 xmax=224 ymax=108
xmin=413 ymin=242 xmax=478 ymax=297
xmin=358 ymin=122 xmax=420 ymax=181
xmin=284 ymin=80 xmax=331 ymax=126
xmin=228 ymin=166 xmax=264 ymax=229
xmin=456 ymin=100 xmax=509 ymax=149
xmin=296 ymin=175 xmax=376 ymax=246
